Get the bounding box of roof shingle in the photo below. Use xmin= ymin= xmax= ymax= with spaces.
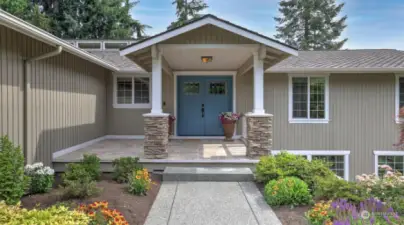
xmin=268 ymin=49 xmax=404 ymax=72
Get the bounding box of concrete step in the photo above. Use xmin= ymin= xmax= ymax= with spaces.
xmin=163 ymin=167 xmax=254 ymax=182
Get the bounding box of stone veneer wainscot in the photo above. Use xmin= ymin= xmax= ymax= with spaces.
xmin=143 ymin=114 xmax=169 ymax=159
xmin=245 ymin=114 xmax=273 ymax=158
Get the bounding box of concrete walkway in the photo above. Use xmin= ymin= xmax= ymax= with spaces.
xmin=145 ymin=181 xmax=282 ymax=225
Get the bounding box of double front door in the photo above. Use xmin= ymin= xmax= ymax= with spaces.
xmin=177 ymin=76 xmax=233 ymax=136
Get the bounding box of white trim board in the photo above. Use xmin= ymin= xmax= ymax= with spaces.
xmin=374 ymin=150 xmax=404 ymax=175
xmin=173 ymin=71 xmax=237 ymax=136
xmin=120 ymin=16 xmax=297 ymax=56
xmin=288 ymin=74 xmax=330 ymax=124
xmin=52 ymin=136 xmax=107 ymax=159
xmin=395 ymin=74 xmax=404 ymax=123
xmin=272 ymin=150 xmax=350 ymax=180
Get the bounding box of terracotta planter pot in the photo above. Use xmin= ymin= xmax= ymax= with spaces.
xmin=222 ymin=122 xmax=235 ymax=140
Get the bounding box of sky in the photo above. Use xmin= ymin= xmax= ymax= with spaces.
xmin=131 ymin=0 xmax=404 ymax=50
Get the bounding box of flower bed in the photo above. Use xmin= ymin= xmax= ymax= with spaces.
xmin=255 ymin=152 xmax=404 ymax=225
xmin=0 ymin=135 xmax=161 ymax=225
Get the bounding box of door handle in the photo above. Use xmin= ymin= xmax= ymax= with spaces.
xmin=201 ymin=104 xmax=205 ymax=118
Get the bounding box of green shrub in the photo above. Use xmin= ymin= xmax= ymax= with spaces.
xmin=82 ymin=154 xmax=101 ymax=181
xmin=0 ymin=201 xmax=90 ymax=225
xmin=0 ymin=135 xmax=30 ymax=205
xmin=264 ymin=177 xmax=312 ymax=207
xmin=112 ymin=157 xmax=143 ymax=183
xmin=314 ymin=176 xmax=368 ymax=204
xmin=128 ymin=168 xmax=152 ymax=195
xmin=62 ymin=163 xmax=100 ymax=199
xmin=24 ymin=162 xmax=55 ymax=194
xmin=255 ymin=152 xmax=335 ymax=192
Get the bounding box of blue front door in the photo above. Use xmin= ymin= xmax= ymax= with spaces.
xmin=177 ymin=76 xmax=233 ymax=136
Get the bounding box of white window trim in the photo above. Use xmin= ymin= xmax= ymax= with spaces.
xmin=288 ymin=74 xmax=330 ymax=124
xmin=395 ymin=74 xmax=404 ymax=123
xmin=113 ymin=73 xmax=152 ymax=109
xmin=272 ymin=150 xmax=350 ymax=180
xmin=374 ymin=150 xmax=404 ymax=175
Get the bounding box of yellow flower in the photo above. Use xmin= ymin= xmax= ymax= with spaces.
xmin=135 ymin=175 xmax=141 ymax=180
xmin=273 ymin=185 xmax=279 ymax=191
xmin=272 ymin=191 xmax=277 ymax=196
xmin=320 ymin=211 xmax=328 ymax=216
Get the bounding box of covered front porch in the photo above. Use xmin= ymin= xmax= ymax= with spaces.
xmin=117 ymin=15 xmax=297 ymax=160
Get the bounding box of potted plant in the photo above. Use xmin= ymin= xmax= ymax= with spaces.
xmin=168 ymin=115 xmax=176 ymax=135
xmin=219 ymin=112 xmax=241 ymax=141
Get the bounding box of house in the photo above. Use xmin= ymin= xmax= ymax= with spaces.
xmin=1 ymin=9 xmax=404 ymax=180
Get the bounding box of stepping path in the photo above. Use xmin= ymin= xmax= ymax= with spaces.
xmin=145 ymin=168 xmax=282 ymax=225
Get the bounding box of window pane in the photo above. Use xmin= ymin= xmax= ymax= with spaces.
xmin=116 ymin=78 xmax=132 ymax=104
xmin=378 ymin=155 xmax=404 ymax=176
xmin=134 ymin=77 xmax=150 ymax=104
xmin=183 ymin=82 xmax=200 ymax=95
xmin=400 ymin=78 xmax=404 ymax=108
xmin=292 ymin=77 xmax=308 ymax=118
xmin=313 ymin=155 xmax=345 ymax=178
xmin=310 ymin=77 xmax=325 ymax=119
xmin=209 ymin=82 xmax=226 ymax=95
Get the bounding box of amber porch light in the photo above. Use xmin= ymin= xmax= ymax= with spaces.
xmin=201 ymin=56 xmax=213 ymax=63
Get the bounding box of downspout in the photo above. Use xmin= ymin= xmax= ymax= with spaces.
xmin=23 ymin=46 xmax=63 ymax=164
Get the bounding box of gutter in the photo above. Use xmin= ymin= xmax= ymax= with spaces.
xmin=23 ymin=46 xmax=63 ymax=164
xmin=0 ymin=9 xmax=119 ymax=71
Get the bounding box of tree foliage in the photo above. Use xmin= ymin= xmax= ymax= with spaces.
xmin=274 ymin=0 xmax=348 ymax=50
xmin=0 ymin=0 xmax=150 ymax=39
xmin=168 ymin=0 xmax=207 ymax=30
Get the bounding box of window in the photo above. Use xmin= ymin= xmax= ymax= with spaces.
xmin=272 ymin=150 xmax=350 ymax=180
xmin=374 ymin=151 xmax=404 ymax=176
xmin=313 ymin=155 xmax=345 ymax=178
xmin=209 ymin=82 xmax=226 ymax=95
xmin=113 ymin=75 xmax=151 ymax=108
xmin=289 ymin=75 xmax=329 ymax=123
xmin=395 ymin=75 xmax=404 ymax=122
xmin=183 ymin=82 xmax=200 ymax=95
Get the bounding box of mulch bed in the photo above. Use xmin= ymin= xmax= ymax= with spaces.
xmin=255 ymin=182 xmax=309 ymax=225
xmin=21 ymin=173 xmax=161 ymax=225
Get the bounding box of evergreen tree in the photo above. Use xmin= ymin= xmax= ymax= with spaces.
xmin=274 ymin=0 xmax=348 ymax=50
xmin=0 ymin=0 xmax=51 ymax=31
xmin=0 ymin=0 xmax=149 ymax=39
xmin=168 ymin=0 xmax=207 ymax=30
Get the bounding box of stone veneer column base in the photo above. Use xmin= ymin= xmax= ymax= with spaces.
xmin=143 ymin=114 xmax=169 ymax=159
xmin=245 ymin=113 xmax=273 ymax=158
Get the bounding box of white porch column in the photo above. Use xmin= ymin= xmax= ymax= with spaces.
xmin=252 ymin=48 xmax=265 ymax=114
xmin=151 ymin=45 xmax=163 ymax=114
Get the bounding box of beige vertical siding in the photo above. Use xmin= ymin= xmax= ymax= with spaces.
xmin=106 ymin=71 xmax=174 ymax=135
xmin=0 ymin=25 xmax=109 ymax=165
xmin=236 ymin=71 xmax=397 ymax=177
xmin=161 ymin=25 xmax=257 ymax=44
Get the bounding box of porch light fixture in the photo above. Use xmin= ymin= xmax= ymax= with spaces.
xmin=201 ymin=56 xmax=213 ymax=63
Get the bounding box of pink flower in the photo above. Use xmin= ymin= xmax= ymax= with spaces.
xmin=379 ymin=165 xmax=393 ymax=171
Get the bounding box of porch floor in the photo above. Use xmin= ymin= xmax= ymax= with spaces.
xmin=53 ymin=139 xmax=250 ymax=162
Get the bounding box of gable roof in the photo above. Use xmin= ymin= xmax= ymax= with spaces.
xmin=0 ymin=9 xmax=119 ymax=71
xmin=269 ymin=49 xmax=404 ymax=73
xmin=120 ymin=14 xmax=298 ymax=56
xmin=88 ymin=50 xmax=144 ymax=72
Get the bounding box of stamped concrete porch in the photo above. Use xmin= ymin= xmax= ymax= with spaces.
xmin=53 ymin=139 xmax=259 ymax=172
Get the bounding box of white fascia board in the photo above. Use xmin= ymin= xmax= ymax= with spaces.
xmin=120 ymin=17 xmax=297 ymax=56
xmin=0 ymin=10 xmax=119 ymax=71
